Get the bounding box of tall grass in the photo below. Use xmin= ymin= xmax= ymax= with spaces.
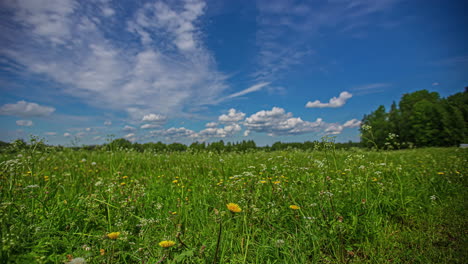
xmin=0 ymin=144 xmax=466 ymax=263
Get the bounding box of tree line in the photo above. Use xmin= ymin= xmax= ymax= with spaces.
xmin=360 ymin=88 xmax=468 ymax=149
xmin=1 ymin=88 xmax=466 ymax=153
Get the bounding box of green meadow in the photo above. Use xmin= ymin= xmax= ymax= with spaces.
xmin=1 ymin=144 xmax=466 ymax=263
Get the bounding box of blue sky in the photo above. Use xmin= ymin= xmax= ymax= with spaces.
xmin=0 ymin=0 xmax=467 ymax=146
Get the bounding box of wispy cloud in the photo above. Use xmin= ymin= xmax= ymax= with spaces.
xmin=0 ymin=101 xmax=55 ymax=117
xmin=253 ymin=0 xmax=402 ymax=82
xmin=0 ymin=0 xmax=230 ymax=120
xmin=225 ymin=82 xmax=270 ymax=99
xmin=351 ymin=83 xmax=392 ymax=95
xmin=16 ymin=120 xmax=33 ymax=127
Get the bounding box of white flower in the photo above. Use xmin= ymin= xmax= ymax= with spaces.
xmin=91 ymin=162 xmax=96 ymax=166
xmin=430 ymin=195 xmax=437 ymax=201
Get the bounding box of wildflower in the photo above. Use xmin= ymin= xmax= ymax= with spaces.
xmin=273 ymin=181 xmax=280 ymax=184
xmin=159 ymin=240 xmax=176 ymax=248
xmin=289 ymin=205 xmax=300 ymax=210
xmin=275 ymin=239 xmax=285 ymax=247
xmin=120 ymin=182 xmax=126 ymax=186
xmin=437 ymin=172 xmax=445 ymax=175
xmin=226 ymin=203 xmax=242 ymax=213
xmin=99 ymin=249 xmax=105 ymax=255
xmin=371 ymin=177 xmax=378 ymax=182
xmin=172 ymin=180 xmax=178 ymax=183
xmin=122 ymin=176 xmax=128 ymax=179
xmin=260 ymin=180 xmax=267 ymax=184
xmin=91 ymin=162 xmax=96 ymax=166
xmin=81 ymin=159 xmax=86 ymax=162
xmin=107 ymin=232 xmax=120 ymax=240
xmin=430 ymin=195 xmax=437 ymax=201
xmin=44 ymin=176 xmax=49 ymax=181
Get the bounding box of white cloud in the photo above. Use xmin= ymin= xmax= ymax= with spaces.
xmin=343 ymin=119 xmax=361 ymax=128
xmin=243 ymin=130 xmax=250 ymax=137
xmin=142 ymin=113 xmax=167 ymax=123
xmin=306 ymin=91 xmax=352 ymax=108
xmin=244 ymin=107 xmax=323 ymax=136
xmin=64 ymin=132 xmax=71 ymax=137
xmin=218 ymin=109 xmax=246 ymax=124
xmin=104 ymin=120 xmax=112 ymax=126
xmin=102 ymin=7 xmax=115 ymax=17
xmin=93 ymin=135 xmax=102 ymax=140
xmin=2 ymin=0 xmax=230 ymax=120
xmin=205 ymin=122 xmax=217 ymax=128
xmin=325 ymin=125 xmax=343 ymax=135
xmin=75 ymin=132 xmax=86 ymax=138
xmin=124 ymin=133 xmax=135 ymax=139
xmin=44 ymin=132 xmax=57 ymax=136
xmin=85 ymin=127 xmax=91 ymax=132
xmin=432 ymin=82 xmax=439 ymax=86
xmin=16 ymin=120 xmax=33 ymax=126
xmin=225 ymin=82 xmax=270 ymax=99
xmin=197 ymin=124 xmax=242 ymax=139
xmin=124 ymin=133 xmax=137 ymax=142
xmin=141 ymin=123 xmax=162 ymax=129
xmin=1 ymin=101 xmax=55 ymax=117
xmin=123 ymin=125 xmax=136 ymax=132
xmin=151 ymin=127 xmax=196 ymax=139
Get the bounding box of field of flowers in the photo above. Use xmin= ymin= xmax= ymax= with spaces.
xmin=0 ymin=143 xmax=466 ymax=263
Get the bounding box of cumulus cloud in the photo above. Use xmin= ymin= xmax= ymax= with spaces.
xmin=244 ymin=107 xmax=323 ymax=136
xmin=306 ymin=92 xmax=352 ymax=108
xmin=16 ymin=120 xmax=33 ymax=126
xmin=218 ymin=109 xmax=246 ymax=124
xmin=64 ymin=132 xmax=71 ymax=137
xmin=197 ymin=124 xmax=242 ymax=139
xmin=123 ymin=125 xmax=136 ymax=132
xmin=124 ymin=133 xmax=137 ymax=142
xmin=104 ymin=120 xmax=112 ymax=126
xmin=151 ymin=127 xmax=196 ymax=139
xmin=1 ymin=101 xmax=55 ymax=117
xmin=343 ymin=119 xmax=361 ymax=128
xmin=205 ymin=122 xmax=217 ymax=128
xmin=142 ymin=113 xmax=166 ymax=122
xmin=324 ymin=125 xmax=343 ymax=135
xmin=44 ymin=132 xmax=57 ymax=136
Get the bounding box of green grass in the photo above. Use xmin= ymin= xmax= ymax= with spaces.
xmin=0 ymin=146 xmax=466 ymax=263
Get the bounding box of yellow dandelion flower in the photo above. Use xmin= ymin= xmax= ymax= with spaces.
xmin=107 ymin=232 xmax=120 ymax=240
xmin=289 ymin=205 xmax=300 ymax=210
xmin=122 ymin=176 xmax=128 ymax=179
xmin=44 ymin=176 xmax=49 ymax=181
xmin=100 ymin=249 xmax=105 ymax=255
xmin=227 ymin=203 xmax=242 ymax=213
xmin=371 ymin=177 xmax=378 ymax=182
xmin=260 ymin=180 xmax=267 ymax=184
xmin=159 ymin=240 xmax=176 ymax=248
xmin=172 ymin=180 xmax=178 ymax=183
xmin=120 ymin=182 xmax=126 ymax=186
xmin=437 ymin=172 xmax=444 ymax=175
xmin=273 ymin=181 xmax=280 ymax=184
